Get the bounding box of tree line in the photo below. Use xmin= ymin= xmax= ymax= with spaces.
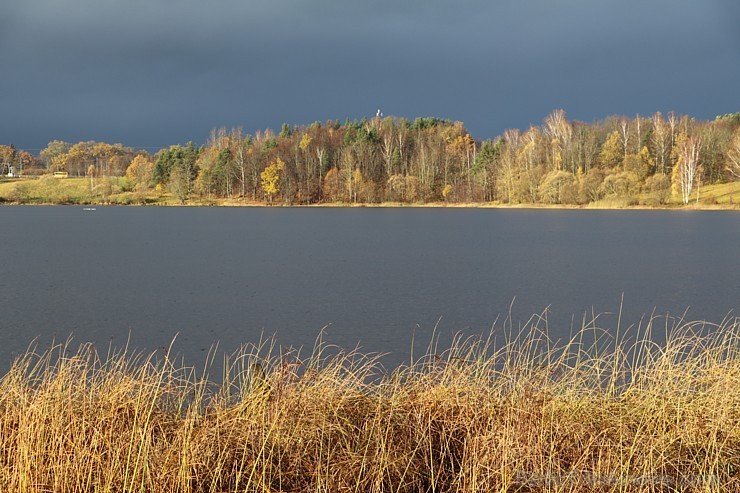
xmin=3 ymin=110 xmax=740 ymax=205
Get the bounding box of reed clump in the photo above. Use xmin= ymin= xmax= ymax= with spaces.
xmin=1 ymin=316 xmax=740 ymax=492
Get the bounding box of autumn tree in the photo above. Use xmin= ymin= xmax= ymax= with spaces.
xmin=125 ymin=155 xmax=154 ymax=191
xmin=298 ymin=131 xmax=320 ymax=203
xmin=36 ymin=110 xmax=734 ymax=207
xmin=496 ymin=129 xmax=519 ymax=203
xmin=39 ymin=141 xmax=71 ymax=169
xmin=44 ymin=141 xmax=134 ymax=177
xmin=515 ymin=128 xmax=543 ymax=202
xmin=727 ymin=130 xmax=740 ymax=179
xmin=261 ymin=158 xmax=285 ymax=203
xmin=0 ymin=145 xmax=15 ymax=175
xmin=230 ymin=130 xmax=253 ymax=198
xmin=194 ymin=146 xmax=219 ymax=199
xmin=169 ymin=168 xmax=190 ymax=203
xmin=446 ymin=131 xmax=475 ymax=201
xmin=8 ymin=149 xmax=39 ymax=174
xmin=544 ymin=109 xmax=573 ymax=172
xmin=671 ymin=135 xmax=702 ymax=204
xmin=379 ymin=118 xmax=398 ymax=179
xmin=323 ymin=167 xmax=346 ymax=202
xmin=348 ymin=168 xmax=375 ymax=203
xmin=651 ymin=112 xmax=670 ymax=174
xmin=63 ymin=142 xmax=94 ymax=176
xmin=95 ymin=143 xmax=116 ymax=175
xmin=618 ymin=118 xmax=630 ymax=162
xmin=622 ymin=146 xmax=653 ymax=179
xmin=698 ymin=123 xmax=733 ymax=183
xmin=572 ymin=123 xmax=599 ymax=174
xmin=599 ymin=131 xmax=623 ymax=169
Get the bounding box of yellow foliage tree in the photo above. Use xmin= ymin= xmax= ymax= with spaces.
xmin=639 ymin=146 xmax=654 ymax=174
xmin=622 ymin=146 xmax=654 ymax=180
xmin=65 ymin=142 xmax=94 ymax=176
xmin=347 ymin=168 xmax=363 ymax=203
xmin=299 ymin=133 xmax=312 ymax=151
xmin=447 ymin=134 xmax=474 ymax=156
xmin=261 ymin=158 xmax=284 ymax=202
xmin=51 ymin=154 xmax=66 ymax=172
xmin=671 ymin=134 xmax=702 ymax=204
xmin=599 ymin=131 xmax=622 ymax=168
xmin=125 ymin=155 xmax=154 ymax=191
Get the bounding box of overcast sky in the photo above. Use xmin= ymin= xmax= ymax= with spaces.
xmin=2 ymin=0 xmax=738 ymax=152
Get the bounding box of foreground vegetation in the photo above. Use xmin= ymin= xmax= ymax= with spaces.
xmin=2 ymin=316 xmax=740 ymax=492
xmin=1 ymin=110 xmax=740 ymax=207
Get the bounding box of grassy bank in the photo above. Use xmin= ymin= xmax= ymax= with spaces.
xmin=1 ymin=176 xmax=739 ymax=209
xmin=0 ymin=176 xmax=173 ymax=206
xmin=2 ymin=317 xmax=739 ymax=492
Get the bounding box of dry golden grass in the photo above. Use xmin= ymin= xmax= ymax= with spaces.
xmin=2 ymin=316 xmax=740 ymax=492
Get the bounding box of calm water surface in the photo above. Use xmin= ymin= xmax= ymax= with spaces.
xmin=0 ymin=206 xmax=737 ymax=371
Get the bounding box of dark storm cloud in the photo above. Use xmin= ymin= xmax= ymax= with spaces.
xmin=1 ymin=0 xmax=738 ymax=151
xmin=717 ymin=0 xmax=740 ymax=44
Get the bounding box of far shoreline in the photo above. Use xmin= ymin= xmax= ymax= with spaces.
xmin=2 ymin=176 xmax=738 ymax=210
xmin=2 ymin=199 xmax=738 ymax=211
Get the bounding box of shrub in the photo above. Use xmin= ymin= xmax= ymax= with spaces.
xmin=644 ymin=173 xmax=671 ymax=204
xmin=598 ymin=170 xmax=640 ymax=198
xmin=578 ymin=167 xmax=606 ymax=203
xmin=539 ymin=170 xmax=576 ymax=204
xmin=21 ymin=167 xmax=47 ymax=176
xmin=8 ymin=182 xmax=31 ymax=202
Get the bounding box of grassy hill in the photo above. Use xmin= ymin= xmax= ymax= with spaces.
xmin=0 ymin=176 xmax=170 ymax=205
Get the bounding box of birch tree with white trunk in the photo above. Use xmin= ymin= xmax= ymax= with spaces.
xmin=672 ymin=135 xmax=702 ymax=204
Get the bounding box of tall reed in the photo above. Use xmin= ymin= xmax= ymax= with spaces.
xmin=1 ymin=315 xmax=739 ymax=492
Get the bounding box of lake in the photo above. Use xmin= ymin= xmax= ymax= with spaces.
xmin=0 ymin=206 xmax=737 ymax=371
